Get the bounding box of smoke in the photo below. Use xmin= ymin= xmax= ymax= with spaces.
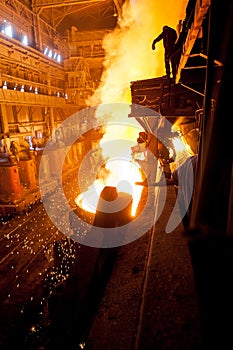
xmin=87 ymin=0 xmax=188 ymax=107
xmin=74 ymin=0 xmax=189 ymax=223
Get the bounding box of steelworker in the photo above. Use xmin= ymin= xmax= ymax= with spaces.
xmin=152 ymin=25 xmax=178 ymax=80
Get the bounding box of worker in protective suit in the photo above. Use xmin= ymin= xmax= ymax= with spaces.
xmin=152 ymin=25 xmax=178 ymax=80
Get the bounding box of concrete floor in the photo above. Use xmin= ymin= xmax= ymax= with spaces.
xmin=86 ymin=186 xmax=203 ymax=350
xmin=0 ymin=181 xmax=203 ymax=350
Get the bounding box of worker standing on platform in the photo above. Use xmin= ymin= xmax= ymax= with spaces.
xmin=152 ymin=25 xmax=178 ymax=80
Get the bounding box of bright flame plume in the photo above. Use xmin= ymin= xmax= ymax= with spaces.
xmin=76 ymin=0 xmax=188 ymax=216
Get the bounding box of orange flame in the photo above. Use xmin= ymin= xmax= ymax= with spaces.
xmin=76 ymin=0 xmax=188 ymax=216
xmin=75 ymin=106 xmax=144 ymax=216
xmin=75 ymin=158 xmax=143 ymax=216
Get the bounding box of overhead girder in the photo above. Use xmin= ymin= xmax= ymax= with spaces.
xmin=31 ymin=0 xmax=124 ymax=30
xmin=0 ymin=0 xmax=124 ymax=45
xmin=0 ymin=0 xmax=34 ymax=31
xmin=43 ymin=2 xmax=113 ymax=30
xmin=0 ymin=0 xmax=70 ymax=55
xmin=32 ymin=0 xmax=110 ymax=10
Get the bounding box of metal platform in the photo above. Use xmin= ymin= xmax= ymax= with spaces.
xmin=0 ymin=186 xmax=41 ymax=216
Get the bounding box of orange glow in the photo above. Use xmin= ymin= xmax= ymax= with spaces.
xmin=171 ymin=122 xmax=195 ymax=171
xmin=76 ymin=0 xmax=188 ymax=217
xmin=75 ymin=158 xmax=143 ymax=217
xmin=87 ymin=0 xmax=188 ymax=107
xmin=75 ymin=179 xmax=106 ymax=214
xmin=75 ymin=109 xmax=144 ymax=216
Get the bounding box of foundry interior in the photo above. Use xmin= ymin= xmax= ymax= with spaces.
xmin=0 ymin=0 xmax=232 ymax=349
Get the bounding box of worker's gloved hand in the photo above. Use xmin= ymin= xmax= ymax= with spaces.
xmin=152 ymin=43 xmax=156 ymax=50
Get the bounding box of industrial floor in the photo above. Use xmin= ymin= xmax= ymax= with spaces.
xmin=85 ymin=186 xmax=203 ymax=350
xmin=0 ymin=181 xmax=204 ymax=350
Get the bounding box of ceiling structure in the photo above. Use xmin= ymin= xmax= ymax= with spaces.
xmin=31 ymin=0 xmax=126 ymax=33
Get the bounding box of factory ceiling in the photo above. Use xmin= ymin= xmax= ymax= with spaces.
xmin=31 ymin=0 xmax=126 ymax=34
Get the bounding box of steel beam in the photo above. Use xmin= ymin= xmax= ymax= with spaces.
xmin=32 ymin=0 xmax=109 ymax=10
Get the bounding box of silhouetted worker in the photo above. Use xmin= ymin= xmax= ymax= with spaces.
xmin=152 ymin=25 xmax=178 ymax=79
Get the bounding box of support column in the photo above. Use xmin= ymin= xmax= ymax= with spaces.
xmin=0 ymin=104 xmax=9 ymax=135
xmin=49 ymin=107 xmax=55 ymax=141
xmin=32 ymin=13 xmax=43 ymax=51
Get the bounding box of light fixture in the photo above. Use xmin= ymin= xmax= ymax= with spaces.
xmin=22 ymin=34 xmax=28 ymax=46
xmin=113 ymin=6 xmax=117 ymax=17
